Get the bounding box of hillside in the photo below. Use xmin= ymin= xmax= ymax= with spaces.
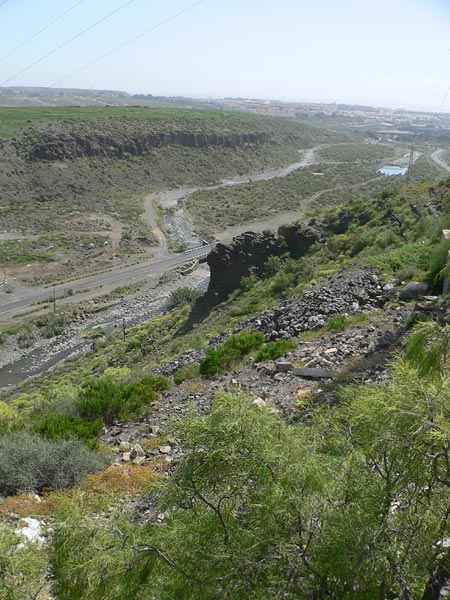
xmin=1 ymin=175 xmax=450 ymax=597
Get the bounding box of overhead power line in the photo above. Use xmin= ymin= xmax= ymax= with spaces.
xmin=0 ymin=0 xmax=88 ymax=65
xmin=0 ymin=0 xmax=9 ymax=8
xmin=439 ymin=80 xmax=450 ymax=113
xmin=49 ymin=0 xmax=204 ymax=89
xmin=428 ymin=47 xmax=450 ymax=113
xmin=0 ymin=0 xmax=140 ymax=87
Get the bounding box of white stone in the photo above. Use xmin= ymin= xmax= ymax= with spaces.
xmin=252 ymin=398 xmax=267 ymax=409
xmin=15 ymin=518 xmax=45 ymax=546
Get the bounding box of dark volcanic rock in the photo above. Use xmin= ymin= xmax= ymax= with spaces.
xmin=277 ymin=222 xmax=324 ymax=254
xmin=193 ymin=231 xmax=286 ymax=313
xmin=237 ymin=266 xmax=385 ymax=340
xmin=399 ymin=281 xmax=429 ymax=301
xmin=158 ymin=266 xmax=388 ymax=377
xmin=21 ymin=129 xmax=278 ymax=161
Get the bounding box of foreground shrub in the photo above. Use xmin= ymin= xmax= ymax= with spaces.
xmin=254 ymin=339 xmax=297 ymax=363
xmin=0 ymin=524 xmax=48 ymax=600
xmin=426 ymin=239 xmax=450 ymax=288
xmin=200 ymin=330 xmax=265 ymax=376
xmin=77 ymin=375 xmax=168 ymax=424
xmin=49 ymin=325 xmax=450 ymax=599
xmin=32 ymin=413 xmax=102 ymax=449
xmin=0 ymin=431 xmax=109 ymax=495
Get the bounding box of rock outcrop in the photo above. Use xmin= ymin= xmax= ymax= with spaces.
xmin=159 ymin=266 xmax=388 ymax=376
xmin=193 ymin=231 xmax=286 ymax=313
xmin=236 ymin=266 xmax=385 ymax=340
xmin=21 ymin=129 xmax=287 ymax=161
xmin=277 ymin=222 xmax=324 ymax=254
xmin=193 ymin=224 xmax=326 ymax=314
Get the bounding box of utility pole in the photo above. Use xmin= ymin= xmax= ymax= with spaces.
xmin=406 ymin=142 xmax=415 ymax=187
xmin=53 ymin=287 xmax=56 ymax=313
xmin=122 ymin=319 xmax=126 ymax=342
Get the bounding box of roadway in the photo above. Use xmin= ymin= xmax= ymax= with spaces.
xmin=431 ymin=149 xmax=450 ymax=174
xmin=0 ymin=244 xmax=213 ymax=318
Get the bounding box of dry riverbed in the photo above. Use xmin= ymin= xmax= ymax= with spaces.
xmin=0 ymin=265 xmax=209 ymax=390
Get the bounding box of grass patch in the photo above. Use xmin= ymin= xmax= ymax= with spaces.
xmin=254 ymin=339 xmax=297 ymax=363
xmin=199 ymin=330 xmax=265 ymax=376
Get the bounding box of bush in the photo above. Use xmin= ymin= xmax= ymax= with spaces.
xmin=168 ymin=287 xmax=200 ymax=309
xmin=426 ymin=239 xmax=450 ymax=287
xmin=404 ymin=312 xmax=430 ymax=330
xmin=254 ymin=339 xmax=297 ymax=363
xmin=17 ymin=326 xmax=35 ymax=349
xmin=0 ymin=524 xmax=48 ymax=600
xmin=36 ymin=312 xmax=69 ymax=338
xmin=326 ymin=314 xmax=349 ymax=331
xmin=200 ymin=330 xmax=265 ymax=376
xmin=0 ymin=401 xmax=22 ymax=433
xmin=271 ymin=272 xmax=297 ymax=297
xmin=77 ymin=375 xmax=168 ymax=424
xmin=32 ymin=413 xmax=103 ymax=449
xmin=0 ymin=431 xmax=109 ymax=495
xmin=173 ymin=363 xmax=200 ymax=385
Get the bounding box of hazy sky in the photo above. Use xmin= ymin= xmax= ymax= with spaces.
xmin=0 ymin=0 xmax=449 ymax=111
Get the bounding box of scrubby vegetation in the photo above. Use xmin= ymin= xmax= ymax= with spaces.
xmin=168 ymin=286 xmax=200 ymax=309
xmin=0 ymin=431 xmax=108 ymax=496
xmin=77 ymin=374 xmax=168 ymax=424
xmin=253 ymin=338 xmax=297 ymax=362
xmin=2 ymin=127 xmax=450 ymax=596
xmin=199 ymin=330 xmax=265 ymax=375
xmin=34 ymin=323 xmax=450 ymax=599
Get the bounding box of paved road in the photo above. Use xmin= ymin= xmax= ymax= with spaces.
xmin=431 ymin=149 xmax=450 ymax=174
xmin=0 ymin=245 xmax=212 ymax=317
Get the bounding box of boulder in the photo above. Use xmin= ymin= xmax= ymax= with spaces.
xmin=277 ymin=222 xmax=324 ymax=255
xmin=399 ymin=281 xmax=428 ymax=301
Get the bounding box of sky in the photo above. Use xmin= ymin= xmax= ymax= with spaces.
xmin=0 ymin=0 xmax=449 ymax=112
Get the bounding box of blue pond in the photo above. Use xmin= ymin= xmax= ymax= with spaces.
xmin=377 ymin=165 xmax=408 ymax=176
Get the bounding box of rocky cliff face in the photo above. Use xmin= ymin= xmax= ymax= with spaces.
xmin=19 ymin=128 xmax=291 ymax=161
xmin=193 ymin=223 xmax=325 ymax=314
xmin=193 ymin=231 xmax=287 ymax=313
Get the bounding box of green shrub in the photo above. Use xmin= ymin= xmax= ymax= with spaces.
xmin=200 ymin=330 xmax=265 ymax=376
xmin=0 ymin=431 xmax=109 ymax=495
xmin=271 ymin=272 xmax=297 ymax=297
xmin=0 ymin=524 xmax=48 ymax=600
xmin=0 ymin=401 xmax=22 ymax=433
xmin=173 ymin=363 xmax=200 ymax=385
xmin=168 ymin=287 xmax=200 ymax=309
xmin=326 ymin=314 xmax=349 ymax=331
xmin=36 ymin=312 xmax=69 ymax=338
xmin=254 ymin=339 xmax=297 ymax=363
xmin=32 ymin=413 xmax=102 ymax=449
xmin=77 ymin=375 xmax=168 ymax=424
xmin=404 ymin=312 xmax=430 ymax=330
xmin=426 ymin=239 xmax=450 ymax=287
xmin=17 ymin=326 xmax=35 ymax=349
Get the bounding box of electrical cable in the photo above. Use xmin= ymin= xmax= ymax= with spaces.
xmin=0 ymin=0 xmax=88 ymax=65
xmin=0 ymin=0 xmax=9 ymax=8
xmin=428 ymin=47 xmax=450 ymax=113
xmin=0 ymin=0 xmax=140 ymax=86
xmin=50 ymin=0 xmax=204 ymax=89
xmin=438 ymin=81 xmax=450 ymax=113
